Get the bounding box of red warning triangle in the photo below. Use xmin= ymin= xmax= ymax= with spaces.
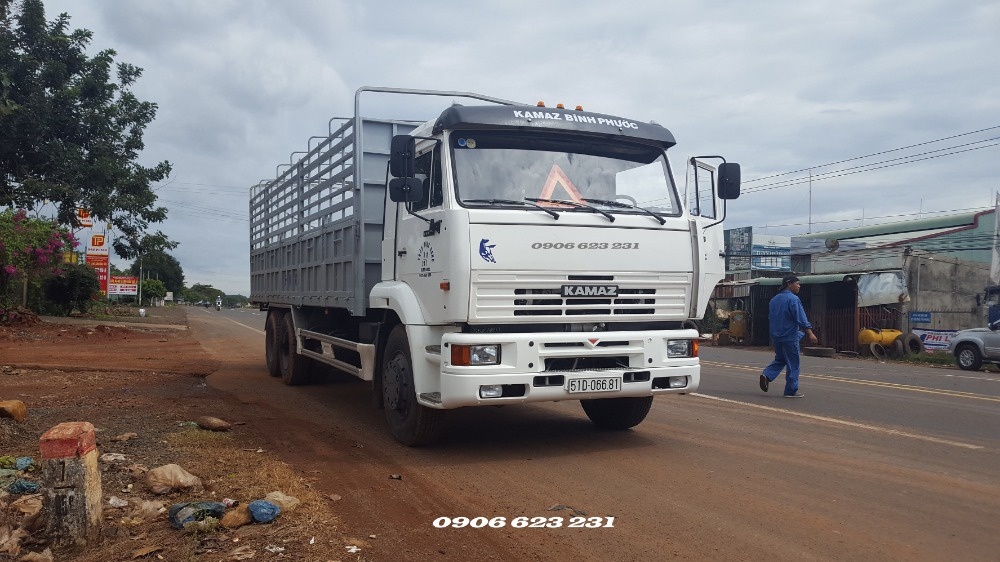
xmin=537 ymin=165 xmax=584 ymax=204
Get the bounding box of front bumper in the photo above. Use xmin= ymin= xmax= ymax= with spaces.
xmin=422 ymin=329 xmax=700 ymax=408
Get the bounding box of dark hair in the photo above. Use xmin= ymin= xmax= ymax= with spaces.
xmin=781 ymin=275 xmax=800 ymax=289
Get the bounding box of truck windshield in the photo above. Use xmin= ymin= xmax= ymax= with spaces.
xmin=451 ymin=130 xmax=681 ymax=216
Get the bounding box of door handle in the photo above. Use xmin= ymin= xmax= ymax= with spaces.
xmin=397 ymin=249 xmax=407 ymax=257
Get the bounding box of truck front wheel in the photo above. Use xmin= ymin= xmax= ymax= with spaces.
xmin=382 ymin=325 xmax=445 ymax=446
xmin=581 ymin=396 xmax=653 ymax=430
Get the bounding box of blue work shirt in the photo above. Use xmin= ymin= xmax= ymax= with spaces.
xmin=769 ymin=289 xmax=812 ymax=343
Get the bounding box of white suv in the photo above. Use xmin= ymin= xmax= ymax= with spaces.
xmin=948 ymin=320 xmax=1000 ymax=371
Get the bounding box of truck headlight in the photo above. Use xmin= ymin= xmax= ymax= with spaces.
xmin=667 ymin=339 xmax=697 ymax=358
xmin=451 ymin=344 xmax=500 ymax=366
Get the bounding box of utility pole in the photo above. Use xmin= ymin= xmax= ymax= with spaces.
xmin=137 ymin=256 xmax=143 ymax=306
xmin=808 ymin=169 xmax=813 ymax=234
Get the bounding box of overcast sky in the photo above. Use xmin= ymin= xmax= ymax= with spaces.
xmin=36 ymin=0 xmax=1000 ymax=295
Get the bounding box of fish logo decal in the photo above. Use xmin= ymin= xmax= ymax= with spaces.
xmin=479 ymin=238 xmax=496 ymax=263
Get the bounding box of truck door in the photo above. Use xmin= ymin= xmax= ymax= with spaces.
xmin=687 ymin=159 xmax=728 ymax=318
xmin=394 ymin=143 xmax=449 ymax=317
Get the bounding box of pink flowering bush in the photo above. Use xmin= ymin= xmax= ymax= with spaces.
xmin=0 ymin=209 xmax=78 ymax=322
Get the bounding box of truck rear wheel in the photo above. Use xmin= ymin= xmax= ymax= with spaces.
xmin=581 ymin=396 xmax=653 ymax=430
xmin=264 ymin=311 xmax=282 ymax=377
xmin=280 ymin=314 xmax=311 ymax=385
xmin=382 ymin=325 xmax=444 ymax=446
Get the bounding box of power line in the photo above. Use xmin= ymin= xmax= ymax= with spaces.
xmin=744 ymin=124 xmax=1000 ymax=184
xmin=744 ymin=141 xmax=1000 ymax=193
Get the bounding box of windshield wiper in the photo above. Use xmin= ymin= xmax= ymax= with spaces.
xmin=464 ymin=198 xmax=560 ymax=219
xmin=524 ymin=198 xmax=615 ymax=222
xmin=583 ymin=198 xmax=666 ymax=225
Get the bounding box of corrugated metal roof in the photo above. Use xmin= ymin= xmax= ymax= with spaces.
xmin=756 ymin=274 xmax=857 ymax=285
xmin=797 ymin=210 xmax=989 ymax=241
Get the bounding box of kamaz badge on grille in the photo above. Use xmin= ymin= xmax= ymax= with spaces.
xmin=561 ymin=285 xmax=618 ymax=297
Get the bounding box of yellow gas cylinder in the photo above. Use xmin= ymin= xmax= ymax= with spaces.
xmin=858 ymin=328 xmax=902 ymax=345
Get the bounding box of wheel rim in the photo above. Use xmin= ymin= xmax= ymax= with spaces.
xmin=384 ymin=351 xmax=410 ymax=416
xmin=958 ymin=349 xmax=974 ymax=367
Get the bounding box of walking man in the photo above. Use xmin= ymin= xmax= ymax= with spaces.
xmin=759 ymin=275 xmax=817 ymax=397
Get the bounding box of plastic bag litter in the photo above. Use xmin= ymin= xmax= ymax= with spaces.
xmin=147 ymin=464 xmax=203 ymax=494
xmin=108 ymin=496 xmax=129 ymax=508
xmin=0 ymin=456 xmax=14 ymax=469
xmin=100 ymin=453 xmax=127 ymax=464
xmin=247 ymin=500 xmax=280 ymax=523
xmin=167 ymin=501 xmax=226 ymax=529
xmin=7 ymin=479 xmax=39 ymax=494
xmin=14 ymin=457 xmax=33 ymax=471
xmin=264 ymin=491 xmax=300 ymax=513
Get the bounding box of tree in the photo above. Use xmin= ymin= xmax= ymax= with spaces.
xmin=43 ymin=262 xmax=99 ymax=314
xmin=0 ymin=0 xmax=172 ymax=259
xmin=128 ymin=248 xmax=184 ymax=295
xmin=0 ymin=208 xmax=76 ymax=306
xmin=184 ymin=282 xmax=225 ymax=305
xmin=139 ymin=278 xmax=166 ymax=305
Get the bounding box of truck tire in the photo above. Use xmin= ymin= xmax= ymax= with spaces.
xmin=280 ymin=314 xmax=311 ymax=385
xmin=382 ymin=325 xmax=445 ymax=446
xmin=581 ymin=396 xmax=653 ymax=430
xmin=264 ymin=311 xmax=282 ymax=377
xmin=955 ymin=344 xmax=983 ymax=371
xmin=901 ymin=333 xmax=926 ymax=355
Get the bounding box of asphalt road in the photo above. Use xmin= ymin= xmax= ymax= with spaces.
xmin=190 ymin=307 xmax=1000 ymax=561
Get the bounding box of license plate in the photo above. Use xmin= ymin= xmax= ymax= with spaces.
xmin=566 ymin=377 xmax=622 ymax=394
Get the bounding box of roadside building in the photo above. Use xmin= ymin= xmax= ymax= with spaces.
xmin=715 ymin=209 xmax=995 ymax=352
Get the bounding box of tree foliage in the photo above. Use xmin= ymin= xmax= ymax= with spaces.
xmin=128 ymin=248 xmax=184 ymax=295
xmin=0 ymin=0 xmax=172 ymax=259
xmin=43 ymin=261 xmax=99 ymax=314
xmin=184 ymin=282 xmax=223 ymax=304
xmin=140 ymin=277 xmax=166 ymax=304
xmin=0 ymin=207 xmax=76 ymax=302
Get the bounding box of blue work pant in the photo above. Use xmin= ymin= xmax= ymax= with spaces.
xmin=763 ymin=340 xmax=801 ymax=396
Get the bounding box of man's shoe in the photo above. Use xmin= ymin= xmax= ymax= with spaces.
xmin=759 ymin=374 xmax=769 ymax=392
xmin=783 ymin=393 xmax=804 ymax=398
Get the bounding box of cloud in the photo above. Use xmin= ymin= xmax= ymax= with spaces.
xmin=33 ymin=0 xmax=1000 ymax=294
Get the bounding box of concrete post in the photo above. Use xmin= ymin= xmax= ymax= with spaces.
xmin=39 ymin=421 xmax=103 ymax=546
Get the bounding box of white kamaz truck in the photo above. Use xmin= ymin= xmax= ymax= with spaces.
xmin=250 ymin=87 xmax=739 ymax=445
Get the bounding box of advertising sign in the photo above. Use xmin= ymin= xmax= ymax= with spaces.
xmin=751 ymin=234 xmax=791 ymax=271
xmin=76 ymin=208 xmax=93 ymax=227
xmin=87 ymin=234 xmax=109 ymax=256
xmin=85 ymin=254 xmax=109 ymax=296
xmin=909 ymin=311 xmax=932 ymax=324
xmin=108 ymin=276 xmax=138 ymax=296
xmin=724 ymin=227 xmax=752 ymax=272
xmin=911 ymin=329 xmax=957 ymax=352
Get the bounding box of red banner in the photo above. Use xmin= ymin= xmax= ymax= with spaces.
xmin=85 ymin=254 xmax=109 ymax=296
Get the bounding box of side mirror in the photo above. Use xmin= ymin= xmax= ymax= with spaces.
xmin=388 ymin=177 xmax=424 ymax=202
xmin=390 ymin=135 xmax=416 ymax=178
xmin=718 ymin=162 xmax=741 ymax=200
xmin=989 ymin=319 xmax=1000 ymax=331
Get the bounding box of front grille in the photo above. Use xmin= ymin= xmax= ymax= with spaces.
xmin=473 ymin=271 xmax=689 ymax=322
xmin=513 ymin=288 xmax=656 ymax=316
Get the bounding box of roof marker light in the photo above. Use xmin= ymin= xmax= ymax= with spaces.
xmin=575 ymin=105 xmax=584 ymax=111
xmin=536 ymin=101 xmax=545 ymax=107
xmin=556 ymin=103 xmax=565 ymax=109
